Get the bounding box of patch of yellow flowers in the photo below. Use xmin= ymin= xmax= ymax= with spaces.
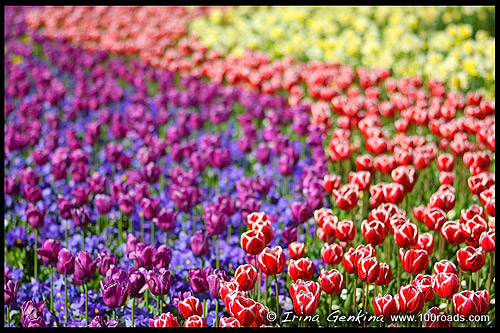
xmin=189 ymin=6 xmax=494 ymax=97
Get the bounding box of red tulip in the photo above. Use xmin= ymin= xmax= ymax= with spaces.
xmin=335 ymin=219 xmax=356 ymax=242
xmin=183 ymin=315 xmax=207 ymax=327
xmin=323 ymin=174 xmax=341 ymax=193
xmin=288 ymin=258 xmax=315 ymax=282
xmin=361 ymin=219 xmax=387 ymax=246
xmin=375 ymin=262 xmax=393 ymax=286
xmin=313 ymin=208 xmax=334 ymax=227
xmin=319 ymin=269 xmax=344 ymax=295
xmin=251 ymin=219 xmax=274 ymax=245
xmin=149 ymin=312 xmax=180 ymax=327
xmin=343 ymin=244 xmax=375 ymax=274
xmin=348 ymin=171 xmax=372 ymax=192
xmin=332 ymin=184 xmax=359 ymax=211
xmin=288 ymin=242 xmax=305 ymax=260
xmin=246 ymin=212 xmax=268 ymax=229
xmin=456 ymin=246 xmax=485 ymax=273
xmin=322 ymin=215 xmax=338 ymax=238
xmin=399 ymin=248 xmax=429 ymax=275
xmin=373 ymin=294 xmax=398 ymax=320
xmin=228 ymin=295 xmax=258 ymax=327
xmin=251 ymin=303 xmax=271 ymax=327
xmin=321 ymin=243 xmax=343 ymax=266
xmin=479 ymin=230 xmax=495 ymax=252
xmin=433 ymin=273 xmax=459 ymax=299
xmin=453 ymin=291 xmax=480 ymax=320
xmin=220 ymin=317 xmax=241 ymax=327
xmin=423 ymin=207 xmax=447 ymax=232
xmin=355 ymin=154 xmax=374 ymax=172
xmin=433 ymin=260 xmax=458 ymax=275
xmin=412 ymin=232 xmax=434 ymax=255
xmin=394 ymin=222 xmax=419 ymax=248
xmin=398 ymin=284 xmax=425 ymax=314
xmin=289 ymin=279 xmax=321 ymax=317
xmin=412 ymin=274 xmax=435 ymax=302
xmin=234 ymin=264 xmax=258 ymax=292
xmin=357 ymin=256 xmax=380 ymax=283
xmin=460 ymin=214 xmax=488 ymax=247
xmin=460 ymin=204 xmax=486 ymax=223
xmin=423 ymin=307 xmax=453 ymax=327
xmin=475 ymin=290 xmax=490 ymax=315
xmin=439 ymin=171 xmax=455 ymax=185
xmin=220 ymin=280 xmax=243 ymax=306
xmin=391 ymin=165 xmax=417 ymax=193
xmin=241 ymin=230 xmax=266 ymax=255
xmin=178 ymin=296 xmax=203 ymax=319
xmin=441 ymin=220 xmax=465 ymax=245
xmin=437 ymin=153 xmax=455 ymax=172
xmin=257 ymin=246 xmax=286 ymax=276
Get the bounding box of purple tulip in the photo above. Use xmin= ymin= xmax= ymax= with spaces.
xmin=252 ymin=176 xmax=273 ymax=197
xmin=89 ymin=316 xmax=118 ymax=328
xmin=95 ymin=194 xmax=114 ymax=215
xmin=57 ymin=248 xmax=75 ymax=275
xmin=98 ymin=250 xmax=117 ymax=276
xmin=70 ymin=206 xmax=91 ymax=228
xmin=154 ymin=245 xmax=173 ymax=270
xmin=141 ymin=197 xmax=161 ymax=220
xmin=26 ymin=204 xmax=45 ymax=229
xmin=210 ymin=148 xmax=231 ymax=169
xmin=118 ymin=194 xmax=136 ymax=216
xmin=154 ymin=208 xmax=177 ymax=232
xmin=57 ymin=195 xmax=74 ymax=220
xmin=134 ymin=244 xmax=156 ymax=269
xmin=172 ymin=291 xmax=194 ymax=311
xmin=37 ymin=239 xmax=61 ymax=266
xmin=204 ymin=204 xmax=228 ymax=237
xmin=100 ymin=269 xmax=129 ymax=309
xmin=4 ymin=275 xmax=19 ymax=306
xmin=207 ymin=269 xmax=230 ymax=298
xmin=188 ymin=267 xmax=211 ymax=294
xmin=217 ymin=195 xmax=237 ymax=216
xmin=143 ymin=161 xmax=161 ymax=184
xmin=23 ymin=185 xmax=43 ymax=203
xmin=21 ymin=300 xmax=46 ymax=327
xmin=129 ymin=182 xmax=149 ymax=204
xmin=128 ymin=268 xmax=147 ymax=299
xmin=143 ymin=267 xmax=171 ymax=296
xmin=71 ymin=185 xmax=90 ymax=206
xmin=126 ymin=234 xmax=140 ymax=259
xmin=254 ymin=143 xmax=271 ymax=164
xmin=89 ymin=172 xmax=107 ymax=194
xmin=4 ymin=175 xmax=20 ymax=196
xmin=240 ymin=197 xmax=262 ymax=222
xmin=70 ymin=162 xmax=88 ymax=183
xmin=190 ymin=231 xmax=209 ymax=258
xmin=18 ymin=168 xmax=40 ymax=186
xmin=290 ymin=201 xmax=312 ymax=224
xmin=31 ymin=148 xmax=50 ymax=166
xmin=74 ymin=251 xmax=99 ymax=282
xmin=84 ymin=121 xmax=101 ymax=146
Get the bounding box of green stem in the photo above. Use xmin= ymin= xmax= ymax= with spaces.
xmin=203 ymin=293 xmax=207 ymax=318
xmin=131 ymin=298 xmax=135 ymax=327
xmin=113 ymin=308 xmax=117 ymax=321
xmin=151 ymin=218 xmax=155 ymax=246
xmin=352 ymin=276 xmax=357 ymax=314
xmin=274 ymin=274 xmax=281 ymax=326
xmin=50 ymin=266 xmax=54 ymax=314
xmin=84 ymin=283 xmax=88 ymax=327
xmin=488 ymin=252 xmax=493 ymax=291
xmin=34 ymin=228 xmax=38 ymax=280
xmin=7 ymin=306 xmax=10 ymax=328
xmin=81 ymin=228 xmax=85 ymax=251
xmin=476 ymin=270 xmax=480 ymax=291
xmin=469 ymin=274 xmax=472 ymax=291
xmin=64 ymin=274 xmax=68 ymax=326
xmin=215 ymin=236 xmax=220 ymax=269
xmin=215 ymin=298 xmax=219 ymax=327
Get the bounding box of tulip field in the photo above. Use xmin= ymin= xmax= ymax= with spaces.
xmin=4 ymin=6 xmax=496 ymax=328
